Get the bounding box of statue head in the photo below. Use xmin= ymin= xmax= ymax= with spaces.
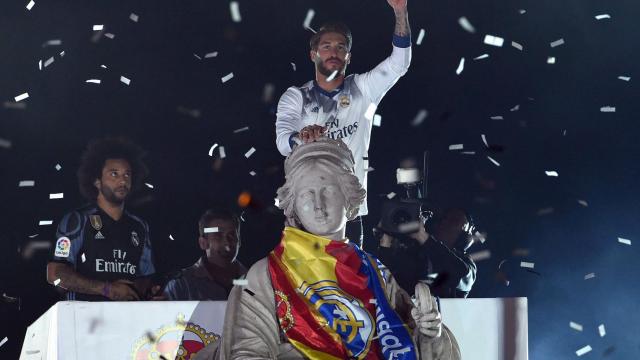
xmin=276 ymin=138 xmax=366 ymax=239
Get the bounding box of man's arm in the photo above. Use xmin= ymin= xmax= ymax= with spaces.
xmin=47 ymin=262 xmax=140 ymax=300
xmin=389 ymin=0 xmax=410 ymax=37
xmin=275 ymin=87 xmax=304 ymax=156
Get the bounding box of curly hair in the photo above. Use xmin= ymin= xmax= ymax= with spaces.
xmin=77 ymin=137 xmax=149 ymax=201
xmin=309 ymin=22 xmax=353 ymax=51
xmin=276 ymin=158 xmax=365 ymax=229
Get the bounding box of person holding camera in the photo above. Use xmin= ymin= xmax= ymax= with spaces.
xmin=375 ymin=207 xmax=477 ymax=298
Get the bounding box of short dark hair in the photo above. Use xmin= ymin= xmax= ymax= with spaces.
xmin=77 ymin=137 xmax=149 ymax=200
xmin=309 ymin=22 xmax=352 ymax=51
xmin=198 ymin=208 xmax=241 ymax=237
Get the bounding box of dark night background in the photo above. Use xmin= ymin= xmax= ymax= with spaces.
xmin=1 ymin=0 xmax=639 ymax=358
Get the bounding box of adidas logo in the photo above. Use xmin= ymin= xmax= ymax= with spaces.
xmin=95 ymin=231 xmax=105 ymax=240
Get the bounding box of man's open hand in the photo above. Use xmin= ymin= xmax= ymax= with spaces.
xmin=387 ymin=0 xmax=408 ymax=11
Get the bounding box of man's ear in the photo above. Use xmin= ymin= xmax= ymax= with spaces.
xmin=198 ymin=236 xmax=207 ymax=251
xmin=310 ymin=50 xmax=318 ymax=63
xmin=94 ymin=179 xmax=101 ymax=190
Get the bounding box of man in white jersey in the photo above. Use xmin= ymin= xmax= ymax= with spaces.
xmin=275 ymin=0 xmax=412 ymax=246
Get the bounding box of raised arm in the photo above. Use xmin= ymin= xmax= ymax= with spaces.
xmin=388 ymin=0 xmax=410 ymax=37
xmin=275 ymin=87 xmax=304 ymax=156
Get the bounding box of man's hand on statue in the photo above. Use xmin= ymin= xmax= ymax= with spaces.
xmin=147 ymin=285 xmax=167 ymax=300
xmin=387 ymin=0 xmax=408 ymax=11
xmin=412 ymin=282 xmax=442 ymax=338
xmin=108 ymin=279 xmax=141 ymax=301
xmin=300 ymin=125 xmax=326 ymax=143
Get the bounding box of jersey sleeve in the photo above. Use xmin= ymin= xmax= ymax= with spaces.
xmin=275 ymin=87 xmax=304 ymax=156
xmin=51 ymin=211 xmax=84 ymax=266
xmin=354 ymin=36 xmax=411 ymax=105
xmin=138 ymin=220 xmax=156 ymax=276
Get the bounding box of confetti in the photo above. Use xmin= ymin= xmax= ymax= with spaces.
xmin=59 ymin=51 xmax=65 ymax=57
xmin=249 ymin=171 xmax=256 ymax=176
xmin=512 ymin=248 xmax=530 ymax=256
xmin=233 ymin=278 xmax=248 ymax=286
xmin=26 ymin=0 xmax=35 ymax=10
xmin=386 ymin=192 xmax=396 ymax=199
xmin=129 ymin=13 xmax=139 ymax=22
xmin=398 ymin=221 xmax=421 ymax=234
xmin=474 ymin=54 xmax=489 ymax=60
xmin=221 ymin=72 xmax=234 ymax=83
xmin=575 ymin=345 xmax=592 ymax=356
xmin=598 ymin=324 xmax=606 ymax=337
xmin=86 ymin=79 xmax=101 ymax=84
xmin=204 ymin=51 xmax=218 ymax=58
xmin=100 ymin=64 xmax=107 ymax=69
xmin=550 ymin=38 xmax=565 ymax=48
xmin=44 ymin=56 xmax=54 ymax=67
xmin=487 ymin=156 xmax=500 ymax=167
xmin=0 ymin=138 xmax=13 ymax=148
xmin=204 ymin=227 xmax=219 ymax=234
xmin=104 ymin=33 xmax=115 ymax=39
xmin=39 ymin=220 xmax=53 ymax=226
xmin=244 ymin=147 xmax=256 ymax=158
xmin=43 ymin=39 xmax=62 ymax=47
xmin=38 ymin=60 xmax=42 ymax=70
xmin=15 ymin=92 xmax=29 ymax=102
xmin=262 ymin=83 xmax=275 ymax=103
xmin=520 ymin=261 xmax=535 ymax=269
xmin=219 ymin=146 xmax=226 ymax=159
xmin=81 ymin=253 xmax=86 ymax=263
xmin=519 ymin=9 xmax=526 ymax=14
xmin=411 ymin=109 xmax=428 ymax=126
xmin=53 ymin=279 xmax=61 ymax=286
xmin=545 ymin=171 xmax=559 ymax=177
xmin=120 ymin=76 xmax=131 ymax=85
xmin=511 ymin=41 xmax=523 ymax=51
xmin=458 ymin=17 xmax=475 ymax=33
xmin=600 ymin=106 xmax=615 ymax=112
xmin=490 ymin=117 xmax=504 ymax=121
xmin=0 ymin=337 xmax=7 ymax=348
xmin=169 ymin=234 xmax=174 ymax=241
xmin=461 ymin=151 xmax=475 ymax=155
xmin=537 ymin=207 xmax=554 ymax=215
xmin=584 ymin=273 xmax=595 ymax=280
xmin=481 ymin=134 xmax=489 ymax=147
xmin=19 ymin=180 xmax=35 ymax=187
xmin=469 ymin=250 xmax=491 ymax=262
xmin=373 ymin=114 xmax=382 ymax=127
xmin=618 ymin=76 xmax=630 ymax=81
xmin=483 ymin=35 xmax=504 ymax=47
xmin=144 ymin=183 xmax=154 ymax=189
xmin=326 ymin=70 xmax=338 ymax=82
xmin=455 ymin=58 xmax=465 ymax=75
xmin=274 ymin=198 xmax=280 ymax=207
xmin=49 ymin=193 xmax=64 ymax=199
xmin=449 ymin=144 xmax=464 ymax=150
xmin=547 ymin=57 xmax=556 ymax=64
xmin=208 ymin=143 xmax=218 ymax=156
xmin=595 ymin=14 xmax=611 ymax=20
xmin=93 ymin=25 xmax=104 ymax=31
xmin=617 ymin=237 xmax=632 ymax=245
xmin=303 ymin=9 xmax=315 ymax=29
xmin=416 ymin=29 xmax=426 ymax=45
xmin=570 ymin=322 xmax=583 ymax=331
xmin=290 ymin=62 xmax=296 ymax=71
xmin=578 ymin=199 xmax=588 ymax=207
xmin=234 ymin=126 xmax=250 ymax=134
xmin=55 ymin=164 xmax=62 ymax=171
xmin=28 ymin=234 xmax=39 ymax=238
xmin=364 ymin=103 xmax=377 ymax=121
xmin=229 ymin=1 xmax=241 ymax=22
xmin=21 ymin=240 xmax=51 ymax=259
xmin=193 ymin=54 xmax=202 ymax=60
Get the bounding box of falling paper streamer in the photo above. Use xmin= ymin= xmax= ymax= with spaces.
xmin=455 ymin=58 xmax=465 ymax=75
xmin=249 ymin=171 xmax=256 ymax=176
xmin=15 ymin=92 xmax=29 ymax=102
xmin=291 ymin=63 xmax=297 ymax=71
xmin=550 ymin=38 xmax=565 ymax=48
xmin=537 ymin=207 xmax=554 ymax=216
xmin=204 ymin=227 xmax=219 ymax=234
xmin=458 ymin=17 xmax=475 ymax=33
xmin=326 ymin=70 xmax=338 ymax=82
xmin=511 ymin=41 xmax=523 ymax=51
xmin=244 ymin=147 xmax=256 ymax=158
xmin=545 ymin=171 xmax=559 ymax=177
xmin=520 ymin=261 xmax=535 ymax=269
xmin=578 ymin=199 xmax=588 ymax=207
xmin=618 ymin=237 xmax=632 ymax=245
xmin=219 ymin=146 xmax=226 ymax=159
xmin=169 ymin=234 xmax=174 ymax=241
xmin=86 ymin=79 xmax=101 ymax=84
xmin=204 ymin=51 xmax=219 ymax=58
xmin=386 ymin=192 xmax=396 ymax=199
xmin=364 ymin=103 xmax=377 ymax=121
xmin=584 ymin=273 xmax=595 ymax=280
xmin=229 ymin=2 xmax=241 ymax=22
xmin=274 ymin=198 xmax=280 ymax=207
xmin=144 ymin=183 xmax=154 ymax=189
xmin=618 ymin=76 xmax=630 ymax=81
xmin=474 ymin=54 xmax=489 ymax=60
xmin=221 ymin=72 xmax=234 ymax=83
xmin=38 ymin=60 xmax=42 ymax=70
xmin=44 ymin=57 xmax=54 ymax=67
xmin=519 ymin=9 xmax=526 ymax=14
xmin=19 ymin=180 xmax=35 ymax=187
xmin=53 ymin=279 xmax=61 ymax=286
xmin=49 ymin=193 xmax=64 ymax=199
xmin=93 ymin=25 xmax=104 ymax=31
xmin=129 ymin=13 xmax=139 ymax=22
xmin=233 ymin=126 xmax=250 ymax=133
xmin=570 ymin=322 xmax=583 ymax=332
xmin=43 ymin=39 xmax=62 ymax=47
xmin=469 ymin=250 xmax=491 ymax=262
xmin=449 ymin=144 xmax=464 ymax=150
xmin=233 ymin=279 xmax=248 ymax=286
xmin=491 ymin=116 xmax=504 ymax=120
xmin=600 ymin=106 xmax=615 ymax=112
xmin=598 ymin=324 xmax=606 ymax=337
xmin=208 ymin=143 xmax=218 ymax=156
xmin=483 ymin=35 xmax=504 ymax=47
xmin=373 ymin=114 xmax=382 ymax=127
xmin=547 ymin=57 xmax=556 ymax=64
xmin=26 ymin=0 xmax=35 ymax=10
xmin=595 ymin=14 xmax=611 ymax=20
xmin=575 ymin=345 xmax=592 ymax=356
xmin=0 ymin=138 xmax=13 ymax=148
xmin=481 ymin=134 xmax=488 ymax=147
xmin=411 ymin=109 xmax=428 ymax=126
xmin=104 ymin=33 xmax=115 ymax=39
xmin=303 ymin=9 xmax=315 ymax=29
xmin=487 ymin=156 xmax=500 ymax=167
xmin=60 ymin=51 xmax=65 ymax=57
xmin=120 ymin=76 xmax=131 ymax=85
xmin=416 ymin=29 xmax=426 ymax=45
xmin=81 ymin=253 xmax=86 ymax=263
xmin=39 ymin=220 xmax=53 ymax=226
xmin=194 ymin=54 xmax=202 ymax=60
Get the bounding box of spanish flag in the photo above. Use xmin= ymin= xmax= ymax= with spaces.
xmin=268 ymin=227 xmax=417 ymax=359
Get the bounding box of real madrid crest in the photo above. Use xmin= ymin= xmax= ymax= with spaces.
xmin=89 ymin=215 xmax=102 ymax=231
xmin=131 ymin=231 xmax=140 ymax=247
xmin=339 ymin=95 xmax=350 ymax=108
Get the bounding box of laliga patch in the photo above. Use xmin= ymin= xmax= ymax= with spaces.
xmin=339 ymin=95 xmax=350 ymax=108
xmin=54 ymin=237 xmax=71 ymax=258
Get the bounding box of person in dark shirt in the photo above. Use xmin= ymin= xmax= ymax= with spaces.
xmin=46 ymin=137 xmax=157 ymax=301
xmin=163 ymin=208 xmax=247 ymax=300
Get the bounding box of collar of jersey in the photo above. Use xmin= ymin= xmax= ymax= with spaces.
xmin=312 ymin=80 xmax=344 ymax=98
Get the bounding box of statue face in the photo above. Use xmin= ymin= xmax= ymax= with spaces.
xmin=293 ymin=165 xmax=347 ymax=238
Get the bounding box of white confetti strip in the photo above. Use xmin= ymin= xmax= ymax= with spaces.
xmin=274 ymin=198 xmax=280 ymax=207
xmin=326 ymin=70 xmax=338 ymax=82
xmin=398 ymin=221 xmax=421 ymax=234
xmin=618 ymin=76 xmax=630 ymax=81
xmin=458 ymin=17 xmax=475 ymax=33
xmin=455 ymin=58 xmax=465 ymax=75
xmin=537 ymin=207 xmax=554 ymax=215
xmin=229 ymin=1 xmax=241 ymax=22
xmin=578 ymin=199 xmax=588 ymax=207
xmin=53 ymin=279 xmax=61 ymax=286
xmin=100 ymin=64 xmax=107 ymax=69
xmin=575 ymin=345 xmax=592 ymax=356
xmin=510 ymin=104 xmax=520 ymax=112
xmin=86 ymin=79 xmax=101 ymax=84
xmin=411 ymin=109 xmax=428 ymax=126
xmin=511 ymin=41 xmax=523 ymax=51
xmin=55 ymin=164 xmax=62 ymax=171
xmin=618 ymin=237 xmax=632 ymax=245
xmin=474 ymin=54 xmax=489 ymax=60
xmin=219 ymin=146 xmax=226 ymax=159
xmin=547 ymin=57 xmax=556 ymax=64
xmin=104 ymin=33 xmax=115 ymax=39
xmin=364 ymin=103 xmax=377 ymax=121
xmin=169 ymin=234 xmax=174 ymax=240
xmin=144 ymin=183 xmax=154 ymax=189
xmin=595 ymin=14 xmax=611 ymax=20
xmin=204 ymin=227 xmax=219 ymax=234
xmin=43 ymin=57 xmax=54 ymax=68
xmin=520 ymin=261 xmax=535 ymax=269
xmin=208 ymin=143 xmax=218 ymax=156
xmin=519 ymin=9 xmax=526 ymax=14
xmin=598 ymin=324 xmax=606 ymax=337
xmin=487 ymin=156 xmax=500 ymax=167
xmin=28 ymin=234 xmax=39 ymax=238
xmin=233 ymin=126 xmax=250 ymax=133
xmin=26 ymin=0 xmax=35 ymax=10
xmin=449 ymin=144 xmax=464 ymax=150
xmin=570 ymin=322 xmax=583 ymax=331
xmin=59 ymin=51 xmax=65 ymax=57
xmin=550 ymin=38 xmax=565 ymax=48
xmin=81 ymin=253 xmax=86 ymax=263
xmin=19 ymin=180 xmax=35 ymax=187
xmin=233 ymin=278 xmax=248 ymax=286
xmin=0 ymin=336 xmax=7 ymax=348
xmin=249 ymin=171 xmax=256 ymax=176
xmin=584 ymin=272 xmax=595 ymax=280
xmin=483 ymin=35 xmax=504 ymax=47
xmin=386 ymin=192 xmax=396 ymax=199
xmin=15 ymin=92 xmax=29 ymax=102
xmin=244 ymin=147 xmax=256 ymax=158
xmin=93 ymin=24 xmax=104 ymax=31
xmin=49 ymin=193 xmax=63 ymax=199
xmin=120 ymin=76 xmax=131 ymax=85
xmin=291 ymin=62 xmax=296 ymax=71
xmin=221 ymin=72 xmax=234 ymax=83
xmin=39 ymin=220 xmax=53 ymax=226
xmin=491 ymin=116 xmax=503 ymax=120
xmin=481 ymin=134 xmax=488 ymax=147
xmin=600 ymin=106 xmax=615 ymax=112
xmin=43 ymin=39 xmax=62 ymax=47
xmin=545 ymin=171 xmax=559 ymax=177
xmin=416 ymin=29 xmax=426 ymax=45
xmin=461 ymin=151 xmax=476 ymax=155
xmin=194 ymin=54 xmax=202 ymax=60
xmin=303 ymin=9 xmax=315 ymax=29
xmin=204 ymin=51 xmax=218 ymax=58
xmin=373 ymin=114 xmax=382 ymax=127
xmin=129 ymin=13 xmax=139 ymax=22
xmin=38 ymin=60 xmax=42 ymax=70
xmin=469 ymin=250 xmax=491 ymax=262
xmin=0 ymin=138 xmax=13 ymax=148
